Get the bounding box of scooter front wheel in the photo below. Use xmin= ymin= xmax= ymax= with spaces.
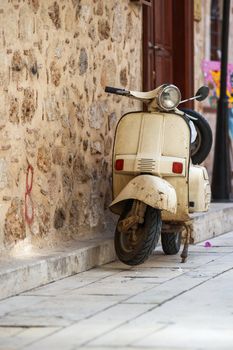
xmin=115 ymin=202 xmax=162 ymax=266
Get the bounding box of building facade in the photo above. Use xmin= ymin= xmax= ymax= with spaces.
xmin=0 ymin=0 xmax=232 ymax=252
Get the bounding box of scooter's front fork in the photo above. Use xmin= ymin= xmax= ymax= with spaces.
xmin=117 ymin=200 xmax=147 ymax=234
xmin=118 ymin=200 xmax=192 ymax=263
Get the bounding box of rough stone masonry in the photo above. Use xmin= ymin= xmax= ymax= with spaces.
xmin=0 ymin=0 xmax=142 ymax=251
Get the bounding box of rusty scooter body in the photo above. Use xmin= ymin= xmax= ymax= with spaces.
xmin=105 ymin=84 xmax=212 ymax=266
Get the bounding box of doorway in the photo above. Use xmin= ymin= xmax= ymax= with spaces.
xmin=143 ymin=0 xmax=194 ymax=106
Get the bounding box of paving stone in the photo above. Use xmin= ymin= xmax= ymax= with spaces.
xmin=101 ymin=260 xmax=134 ymax=270
xmin=124 ymin=250 xmax=233 ymax=306
xmin=135 ymin=324 xmax=233 ymax=350
xmin=0 ymin=296 xmax=48 ymax=318
xmin=188 ymin=245 xmax=233 ymax=253
xmin=117 ymin=266 xmax=186 ymax=282
xmin=152 ymin=268 xmax=233 ymax=325
xmin=84 ymin=345 xmax=191 ymax=350
xmin=123 ymin=273 xmax=208 ymax=305
xmin=70 ymin=275 xmax=156 ymax=296
xmin=0 ymin=326 xmax=24 ymax=337
xmin=140 ymin=250 xmax=227 ymax=269
xmin=134 ymin=268 xmax=233 ymax=349
xmin=22 ymin=303 xmax=154 ymax=349
xmin=22 ymin=268 xmax=117 ymax=297
xmin=0 ymin=294 xmax=122 ymax=327
xmin=88 ymin=314 xmax=167 ymax=347
xmin=0 ymin=327 xmax=60 ymax=350
xmin=84 ymin=348 xmax=166 ymax=350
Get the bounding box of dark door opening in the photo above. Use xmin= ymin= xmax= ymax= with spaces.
xmin=143 ymin=0 xmax=194 ymax=107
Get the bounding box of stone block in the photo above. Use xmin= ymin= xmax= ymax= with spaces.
xmin=21 ymin=88 xmax=36 ymax=124
xmin=0 ymin=159 xmax=8 ymax=190
xmin=98 ymin=19 xmax=110 ymax=40
xmin=79 ymin=48 xmax=88 ymax=76
xmin=48 ymin=2 xmax=61 ymax=29
xmin=37 ymin=146 xmax=52 ymax=173
xmin=4 ymin=198 xmax=26 ymax=244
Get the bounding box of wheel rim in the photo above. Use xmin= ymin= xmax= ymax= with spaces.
xmin=119 ymin=226 xmax=144 ymax=253
xmin=191 ymin=127 xmax=201 ymax=157
xmin=174 ymin=232 xmax=181 ymax=246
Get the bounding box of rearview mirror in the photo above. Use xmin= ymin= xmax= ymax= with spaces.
xmin=195 ymin=86 xmax=209 ymax=102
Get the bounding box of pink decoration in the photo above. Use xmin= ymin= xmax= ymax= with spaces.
xmin=204 ymin=241 xmax=212 ymax=248
xmin=201 ymin=60 xmax=233 ymax=109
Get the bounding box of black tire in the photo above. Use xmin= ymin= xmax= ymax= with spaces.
xmin=180 ymin=108 xmax=213 ymax=165
xmin=161 ymin=232 xmax=182 ymax=255
xmin=115 ymin=202 xmax=162 ymax=266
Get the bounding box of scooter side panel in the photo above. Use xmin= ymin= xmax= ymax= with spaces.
xmin=112 ymin=112 xmax=164 ymax=200
xmin=189 ymin=165 xmax=211 ymax=212
xmin=114 ymin=112 xmax=164 ymax=157
xmin=162 ymin=113 xmax=190 ymax=157
xmin=162 ymin=177 xmax=190 ymax=222
xmin=112 ymin=112 xmax=143 ymax=200
xmin=162 ymin=113 xmax=190 ymax=221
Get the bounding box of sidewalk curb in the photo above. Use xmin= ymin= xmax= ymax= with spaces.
xmin=191 ymin=203 xmax=233 ymax=243
xmin=0 ymin=238 xmax=115 ymax=300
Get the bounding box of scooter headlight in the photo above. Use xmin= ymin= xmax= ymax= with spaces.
xmin=157 ymin=85 xmax=181 ymax=111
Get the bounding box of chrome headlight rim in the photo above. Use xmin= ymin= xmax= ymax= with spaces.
xmin=157 ymin=84 xmax=181 ymax=111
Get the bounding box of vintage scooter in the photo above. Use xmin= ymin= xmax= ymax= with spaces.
xmin=105 ymin=84 xmax=212 ymax=266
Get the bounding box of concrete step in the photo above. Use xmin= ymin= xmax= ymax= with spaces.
xmin=0 ymin=236 xmax=116 ymax=300
xmin=0 ymin=203 xmax=233 ymax=300
xmin=190 ymin=203 xmax=233 ymax=243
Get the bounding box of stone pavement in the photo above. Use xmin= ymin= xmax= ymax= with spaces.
xmin=1 ymin=232 xmax=233 ymax=350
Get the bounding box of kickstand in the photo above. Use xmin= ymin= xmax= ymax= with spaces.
xmin=180 ymin=222 xmax=191 ymax=263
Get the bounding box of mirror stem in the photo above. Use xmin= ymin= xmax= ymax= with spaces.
xmin=179 ymin=95 xmax=202 ymax=104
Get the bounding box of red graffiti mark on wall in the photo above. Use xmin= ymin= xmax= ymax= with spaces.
xmin=25 ymin=164 xmax=34 ymax=225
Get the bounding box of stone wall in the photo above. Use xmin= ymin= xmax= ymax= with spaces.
xmin=0 ymin=0 xmax=142 ymax=251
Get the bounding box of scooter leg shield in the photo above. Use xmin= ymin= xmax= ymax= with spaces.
xmin=109 ymin=175 xmax=177 ymax=215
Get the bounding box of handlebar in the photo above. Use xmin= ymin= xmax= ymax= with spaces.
xmin=105 ymin=86 xmax=130 ymax=96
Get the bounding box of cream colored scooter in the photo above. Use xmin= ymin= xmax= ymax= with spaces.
xmin=105 ymin=84 xmax=212 ymax=266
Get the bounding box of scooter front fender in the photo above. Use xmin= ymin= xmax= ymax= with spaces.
xmin=109 ymin=175 xmax=177 ymax=215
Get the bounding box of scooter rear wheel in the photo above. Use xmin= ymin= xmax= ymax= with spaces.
xmin=115 ymin=201 xmax=162 ymax=266
xmin=161 ymin=231 xmax=181 ymax=255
